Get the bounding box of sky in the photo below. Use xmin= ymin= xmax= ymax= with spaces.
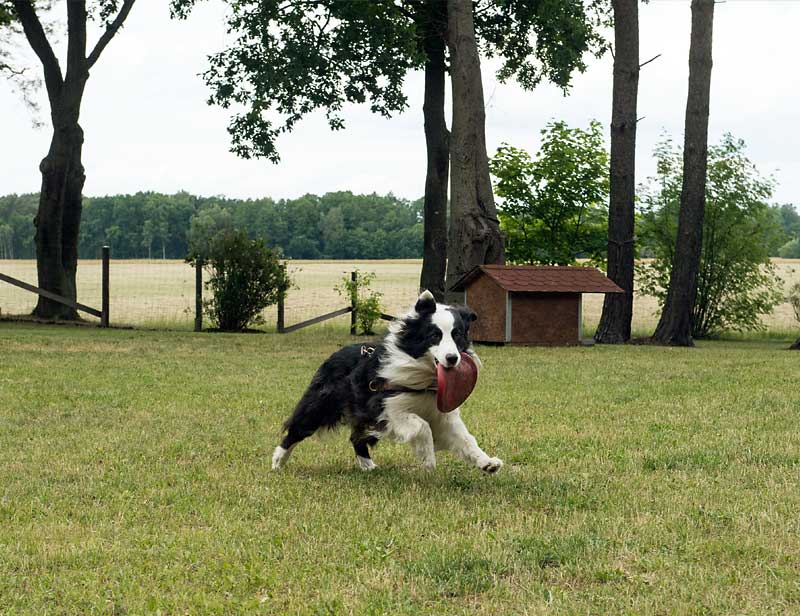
xmin=2 ymin=0 xmax=799 ymax=205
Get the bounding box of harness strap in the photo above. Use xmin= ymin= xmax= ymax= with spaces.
xmin=368 ymin=379 xmax=437 ymax=394
xmin=361 ymin=345 xmax=436 ymax=394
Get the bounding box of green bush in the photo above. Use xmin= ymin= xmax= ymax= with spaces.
xmin=638 ymin=134 xmax=783 ymax=338
xmin=778 ymin=238 xmax=800 ymax=259
xmin=336 ymin=269 xmax=383 ymax=335
xmin=188 ymin=229 xmax=290 ymax=332
xmin=788 ymin=281 xmax=800 ymax=325
xmin=490 ymin=120 xmax=609 ymax=265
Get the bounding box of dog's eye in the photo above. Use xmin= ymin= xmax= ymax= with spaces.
xmin=430 ymin=328 xmax=442 ymax=343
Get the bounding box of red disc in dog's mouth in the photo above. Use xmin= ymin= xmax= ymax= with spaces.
xmin=436 ymin=352 xmax=478 ymax=413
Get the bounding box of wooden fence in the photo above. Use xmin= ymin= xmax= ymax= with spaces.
xmin=193 ymin=270 xmax=396 ymax=333
xmin=0 ymin=246 xmax=109 ymax=326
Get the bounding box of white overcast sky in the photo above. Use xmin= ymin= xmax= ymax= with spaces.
xmin=2 ymin=0 xmax=799 ymax=205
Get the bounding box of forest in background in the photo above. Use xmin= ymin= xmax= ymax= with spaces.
xmin=0 ymin=191 xmax=424 ymax=260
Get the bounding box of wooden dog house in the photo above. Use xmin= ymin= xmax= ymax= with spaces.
xmin=451 ymin=265 xmax=624 ymax=346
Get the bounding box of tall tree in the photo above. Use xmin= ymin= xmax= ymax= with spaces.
xmin=5 ymin=0 xmax=135 ymax=319
xmin=418 ymin=0 xmax=449 ymax=301
xmin=444 ymin=0 xmax=503 ymax=303
xmin=652 ymin=0 xmax=715 ymax=346
xmin=594 ymin=0 xmax=639 ymax=344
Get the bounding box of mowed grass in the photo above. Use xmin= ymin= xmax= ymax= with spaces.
xmin=1 ymin=322 xmax=800 ymax=614
xmin=2 ymin=259 xmax=799 ymax=334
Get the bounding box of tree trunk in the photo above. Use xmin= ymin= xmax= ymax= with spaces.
xmin=444 ymin=0 xmax=504 ymax=304
xmin=595 ymin=0 xmax=639 ymax=344
xmin=418 ymin=0 xmax=449 ymax=302
xmin=32 ymin=119 xmax=86 ymax=320
xmin=14 ymin=0 xmax=133 ymax=320
xmin=790 ymin=337 xmax=800 ymax=351
xmin=652 ymin=0 xmax=714 ymax=346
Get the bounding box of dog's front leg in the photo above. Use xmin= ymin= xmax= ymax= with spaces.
xmin=432 ymin=411 xmax=503 ymax=474
xmin=387 ymin=411 xmax=436 ymax=469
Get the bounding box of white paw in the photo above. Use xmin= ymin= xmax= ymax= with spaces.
xmin=480 ymin=457 xmax=503 ymax=474
xmin=357 ymin=455 xmax=377 ymax=471
xmin=271 ymin=446 xmax=291 ymax=471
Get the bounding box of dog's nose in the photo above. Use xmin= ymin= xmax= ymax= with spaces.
xmin=445 ymin=353 xmax=459 ymax=366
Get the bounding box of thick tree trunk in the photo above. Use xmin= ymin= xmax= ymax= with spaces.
xmin=652 ymin=0 xmax=714 ymax=346
xmin=33 ymin=118 xmax=85 ymax=319
xmin=444 ymin=0 xmax=504 ymax=304
xmin=32 ymin=118 xmax=86 ymax=320
xmin=418 ymin=0 xmax=449 ymax=302
xmin=595 ymin=0 xmax=639 ymax=344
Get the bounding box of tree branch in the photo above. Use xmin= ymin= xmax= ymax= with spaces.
xmin=639 ymin=53 xmax=661 ymax=69
xmin=87 ymin=0 xmax=136 ymax=69
xmin=0 ymin=61 xmax=26 ymax=76
xmin=11 ymin=0 xmax=63 ymax=96
xmin=66 ymin=0 xmax=88 ymax=84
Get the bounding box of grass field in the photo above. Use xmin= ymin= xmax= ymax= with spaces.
xmin=2 ymin=259 xmax=799 ymax=335
xmin=1 ymin=322 xmax=799 ymax=614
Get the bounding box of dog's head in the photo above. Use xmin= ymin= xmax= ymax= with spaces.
xmin=390 ymin=290 xmax=477 ymax=368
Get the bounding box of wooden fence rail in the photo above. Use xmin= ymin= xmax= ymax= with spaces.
xmin=272 ymin=271 xmax=396 ymax=334
xmin=0 ymin=246 xmax=109 ymax=325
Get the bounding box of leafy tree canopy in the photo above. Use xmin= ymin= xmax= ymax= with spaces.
xmin=490 ymin=119 xmax=609 ymax=265
xmin=170 ymin=0 xmax=608 ymax=160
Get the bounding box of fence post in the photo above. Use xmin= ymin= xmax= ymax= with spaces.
xmin=277 ymin=292 xmax=285 ymax=333
xmin=194 ymin=258 xmax=203 ymax=332
xmin=350 ymin=271 xmax=357 ymax=335
xmin=101 ymin=245 xmax=109 ymax=327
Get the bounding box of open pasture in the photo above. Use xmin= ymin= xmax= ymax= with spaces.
xmin=1 ymin=322 xmax=799 ymax=613
xmin=1 ymin=258 xmax=799 ymax=334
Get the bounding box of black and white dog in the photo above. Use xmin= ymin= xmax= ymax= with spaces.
xmin=271 ymin=290 xmax=503 ymax=473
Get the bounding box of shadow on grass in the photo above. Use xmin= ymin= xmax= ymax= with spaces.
xmin=275 ymin=462 xmax=600 ymax=511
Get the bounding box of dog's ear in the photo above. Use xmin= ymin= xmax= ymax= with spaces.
xmin=459 ymin=307 xmax=477 ymax=329
xmin=415 ymin=290 xmax=436 ymax=316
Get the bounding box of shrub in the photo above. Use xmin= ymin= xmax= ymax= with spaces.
xmin=789 ymin=281 xmax=800 ymax=324
xmin=778 ymin=238 xmax=800 ymax=259
xmin=188 ymin=229 xmax=290 ymax=332
xmin=336 ymin=269 xmax=383 ymax=335
xmin=638 ymin=134 xmax=784 ymax=338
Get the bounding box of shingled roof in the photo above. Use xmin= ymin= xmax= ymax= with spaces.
xmin=451 ymin=264 xmax=624 ymax=294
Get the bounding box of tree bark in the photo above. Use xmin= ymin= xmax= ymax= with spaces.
xmin=595 ymin=0 xmax=639 ymax=344
xmin=652 ymin=0 xmax=714 ymax=346
xmin=418 ymin=0 xmax=449 ymax=302
xmin=33 ymin=120 xmax=86 ymax=319
xmin=444 ymin=0 xmax=504 ymax=304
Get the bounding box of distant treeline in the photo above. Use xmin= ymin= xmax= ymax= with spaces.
xmin=0 ymin=191 xmax=424 ymax=260
xmin=1 ymin=192 xmax=797 ymax=261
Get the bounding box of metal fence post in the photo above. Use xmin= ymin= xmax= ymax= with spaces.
xmin=101 ymin=245 xmax=109 ymax=327
xmin=350 ymin=271 xmax=357 ymax=335
xmin=194 ymin=258 xmax=203 ymax=332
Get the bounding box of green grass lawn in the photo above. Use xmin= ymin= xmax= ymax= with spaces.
xmin=1 ymin=322 xmax=799 ymax=614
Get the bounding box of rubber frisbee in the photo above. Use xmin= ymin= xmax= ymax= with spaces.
xmin=436 ymin=352 xmax=478 ymax=413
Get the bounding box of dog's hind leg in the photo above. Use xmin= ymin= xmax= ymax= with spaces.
xmin=272 ymin=389 xmax=340 ymax=471
xmin=350 ymin=430 xmax=378 ymax=471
